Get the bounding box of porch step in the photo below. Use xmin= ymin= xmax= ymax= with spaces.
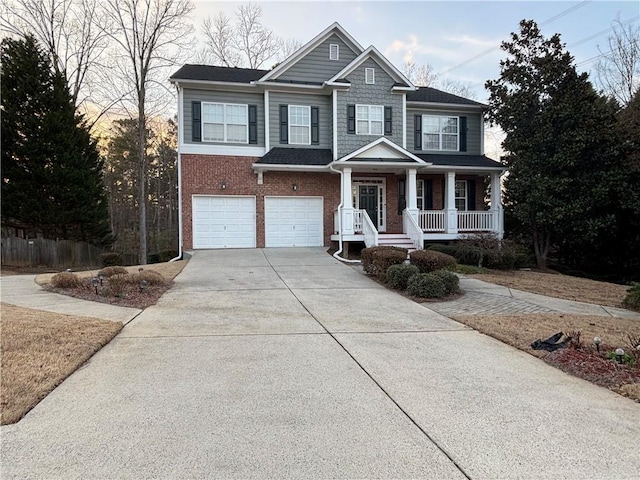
xmin=377 ymin=234 xmax=416 ymax=250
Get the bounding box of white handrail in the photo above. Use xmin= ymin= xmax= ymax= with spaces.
xmin=353 ymin=209 xmax=364 ymax=233
xmin=403 ymin=210 xmax=423 ymax=250
xmin=361 ymin=210 xmax=378 ymax=247
xmin=419 ymin=210 xmax=445 ymax=232
xmin=458 ymin=211 xmax=494 ymax=231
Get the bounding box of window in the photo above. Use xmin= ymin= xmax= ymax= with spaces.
xmin=422 ymin=115 xmax=459 ymax=151
xmin=356 ymin=105 xmax=383 ymax=135
xmin=288 ymin=105 xmax=310 ymax=145
xmin=330 ymin=44 xmax=339 ymax=60
xmin=202 ymin=103 xmax=248 ymax=143
xmin=365 ymin=67 xmax=375 ymax=84
xmin=455 ymin=180 xmax=467 ymax=211
xmin=417 ymin=180 xmax=425 ymax=210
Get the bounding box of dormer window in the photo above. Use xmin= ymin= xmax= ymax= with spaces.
xmin=365 ymin=67 xmax=375 ymax=84
xmin=330 ymin=44 xmax=339 ymax=60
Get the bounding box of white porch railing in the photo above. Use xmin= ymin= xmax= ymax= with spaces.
xmin=419 ymin=211 xmax=446 ymax=232
xmin=361 ymin=210 xmax=378 ymax=247
xmin=403 ymin=210 xmax=423 ymax=250
xmin=458 ymin=211 xmax=495 ymax=231
xmin=353 ymin=210 xmax=364 ymax=233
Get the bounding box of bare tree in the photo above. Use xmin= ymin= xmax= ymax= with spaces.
xmin=275 ymin=37 xmax=302 ymax=64
xmin=202 ymin=3 xmax=281 ymax=69
xmin=101 ymin=0 xmax=193 ymax=264
xmin=403 ymin=60 xmax=477 ymax=99
xmin=595 ymin=19 xmax=640 ymax=106
xmin=1 ymin=0 xmax=112 ymax=114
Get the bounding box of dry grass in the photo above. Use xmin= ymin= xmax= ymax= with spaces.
xmin=35 ymin=260 xmax=187 ymax=286
xmin=0 ymin=304 xmax=122 ymax=425
xmin=469 ymin=270 xmax=629 ymax=307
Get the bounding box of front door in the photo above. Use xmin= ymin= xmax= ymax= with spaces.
xmin=359 ymin=185 xmax=378 ymax=228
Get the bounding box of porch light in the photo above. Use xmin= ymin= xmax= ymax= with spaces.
xmin=221 ymin=181 xmax=227 ymax=189
xmin=593 ymin=337 xmax=601 ymax=353
xmin=91 ymin=277 xmax=99 ymax=295
xmin=615 ymin=348 xmax=625 ymax=363
xmin=292 ymin=183 xmax=297 ymax=191
xmin=140 ymin=279 xmax=148 ymax=292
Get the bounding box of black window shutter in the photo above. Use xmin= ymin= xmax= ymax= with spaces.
xmin=384 ymin=106 xmax=392 ymax=135
xmin=248 ymin=105 xmax=258 ymax=144
xmin=397 ymin=179 xmax=406 ymax=215
xmin=414 ymin=115 xmax=422 ymax=149
xmin=279 ymin=105 xmax=288 ymax=144
xmin=425 ymin=179 xmax=433 ymax=210
xmin=459 ymin=116 xmax=467 ymax=152
xmin=311 ymin=107 xmax=319 ymax=145
xmin=467 ymin=180 xmax=476 ymax=211
xmin=347 ymin=104 xmax=355 ymax=134
xmin=192 ymin=101 xmax=201 ymax=142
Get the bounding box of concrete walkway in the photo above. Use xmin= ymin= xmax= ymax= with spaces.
xmin=1 ymin=249 xmax=639 ymax=479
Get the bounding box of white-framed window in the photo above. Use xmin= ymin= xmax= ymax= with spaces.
xmin=455 ymin=180 xmax=467 ymax=211
xmin=288 ymin=105 xmax=311 ymax=145
xmin=365 ymin=67 xmax=375 ymax=84
xmin=202 ymin=102 xmax=248 ymax=143
xmin=356 ymin=105 xmax=384 ymax=135
xmin=330 ymin=44 xmax=339 ymax=60
xmin=422 ymin=115 xmax=459 ymax=151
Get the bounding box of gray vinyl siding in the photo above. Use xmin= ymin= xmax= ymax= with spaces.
xmin=183 ymin=89 xmax=265 ymax=146
xmin=269 ymin=92 xmax=332 ymax=149
xmin=406 ymin=108 xmax=482 ymax=155
xmin=277 ymin=34 xmax=359 ymax=84
xmin=336 ymin=58 xmax=403 ymax=157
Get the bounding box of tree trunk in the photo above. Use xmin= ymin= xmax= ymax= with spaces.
xmin=138 ymin=93 xmax=147 ymax=265
xmin=532 ymin=228 xmax=550 ymax=270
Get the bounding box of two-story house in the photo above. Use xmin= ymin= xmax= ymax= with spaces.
xmin=169 ymin=22 xmax=505 ymax=255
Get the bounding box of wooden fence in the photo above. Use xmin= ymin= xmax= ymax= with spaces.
xmin=1 ymin=237 xmax=103 ymax=268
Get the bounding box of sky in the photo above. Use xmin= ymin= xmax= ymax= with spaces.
xmin=189 ymin=0 xmax=639 ymax=102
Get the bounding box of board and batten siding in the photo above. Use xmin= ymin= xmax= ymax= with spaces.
xmin=183 ymin=89 xmax=265 ymax=147
xmin=269 ymin=92 xmax=332 ymax=149
xmin=277 ymin=34 xmax=359 ymax=84
xmin=336 ymin=58 xmax=404 ymax=157
xmin=406 ymin=108 xmax=482 ymax=155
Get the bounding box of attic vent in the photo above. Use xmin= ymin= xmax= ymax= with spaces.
xmin=365 ymin=67 xmax=375 ymax=84
xmin=330 ymin=44 xmax=339 ymax=60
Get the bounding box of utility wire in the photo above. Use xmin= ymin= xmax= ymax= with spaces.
xmin=438 ymin=0 xmax=592 ymax=75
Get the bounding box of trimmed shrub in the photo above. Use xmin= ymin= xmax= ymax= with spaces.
xmin=133 ymin=270 xmax=165 ymax=285
xmin=361 ymin=246 xmax=408 ymax=277
xmin=105 ymin=274 xmax=128 ymax=297
xmin=407 ymin=273 xmax=446 ymax=298
xmin=432 ymin=269 xmax=460 ymax=295
xmin=98 ymin=266 xmax=128 ymax=277
xmin=409 ymin=249 xmax=456 ymax=273
xmin=623 ymin=283 xmax=640 ymax=312
xmin=50 ymin=272 xmax=81 ymax=288
xmin=386 ymin=264 xmax=420 ymax=290
xmin=427 ymin=244 xmax=459 ymax=258
xmin=100 ymin=252 xmax=123 ymax=267
xmin=451 ymin=264 xmax=487 ymax=275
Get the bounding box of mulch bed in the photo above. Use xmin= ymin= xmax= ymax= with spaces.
xmin=44 ymin=283 xmax=172 ymax=309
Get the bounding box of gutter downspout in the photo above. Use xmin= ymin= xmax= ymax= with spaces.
xmin=170 ymin=83 xmax=183 ymax=262
xmin=329 ymin=163 xmax=360 ymax=264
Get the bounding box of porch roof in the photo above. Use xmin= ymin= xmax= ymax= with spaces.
xmin=416 ymin=154 xmax=505 ymax=170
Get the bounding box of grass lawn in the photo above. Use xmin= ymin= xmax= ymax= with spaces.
xmin=1 ymin=304 xmax=122 ymax=425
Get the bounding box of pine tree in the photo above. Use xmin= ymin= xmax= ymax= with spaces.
xmin=1 ymin=35 xmax=111 ymax=245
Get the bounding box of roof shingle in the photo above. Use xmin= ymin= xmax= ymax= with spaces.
xmin=407 ymin=87 xmax=484 ymax=106
xmin=170 ymin=64 xmax=268 ymax=83
xmin=416 ymin=154 xmax=504 ymax=168
xmin=256 ymin=148 xmax=333 ymax=166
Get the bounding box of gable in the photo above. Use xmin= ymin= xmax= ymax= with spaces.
xmin=345 ymin=57 xmax=395 ymax=90
xmin=276 ymin=33 xmax=360 ymax=84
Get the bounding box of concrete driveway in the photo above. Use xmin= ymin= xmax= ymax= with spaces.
xmin=2 ymin=248 xmax=639 ymax=479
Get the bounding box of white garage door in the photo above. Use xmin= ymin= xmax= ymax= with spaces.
xmin=265 ymin=197 xmax=323 ymax=247
xmin=192 ymin=196 xmax=256 ymax=249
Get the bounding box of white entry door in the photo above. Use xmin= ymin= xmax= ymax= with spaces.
xmin=192 ymin=196 xmax=256 ymax=249
xmin=265 ymin=197 xmax=323 ymax=247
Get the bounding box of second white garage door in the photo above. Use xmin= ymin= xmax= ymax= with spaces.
xmin=265 ymin=197 xmax=323 ymax=247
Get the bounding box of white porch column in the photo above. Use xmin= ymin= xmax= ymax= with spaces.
xmin=406 ymin=168 xmax=418 ymax=221
xmin=341 ymin=167 xmax=354 ymax=234
xmin=490 ymin=172 xmax=504 ymax=239
xmin=445 ymin=171 xmax=458 ymax=234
